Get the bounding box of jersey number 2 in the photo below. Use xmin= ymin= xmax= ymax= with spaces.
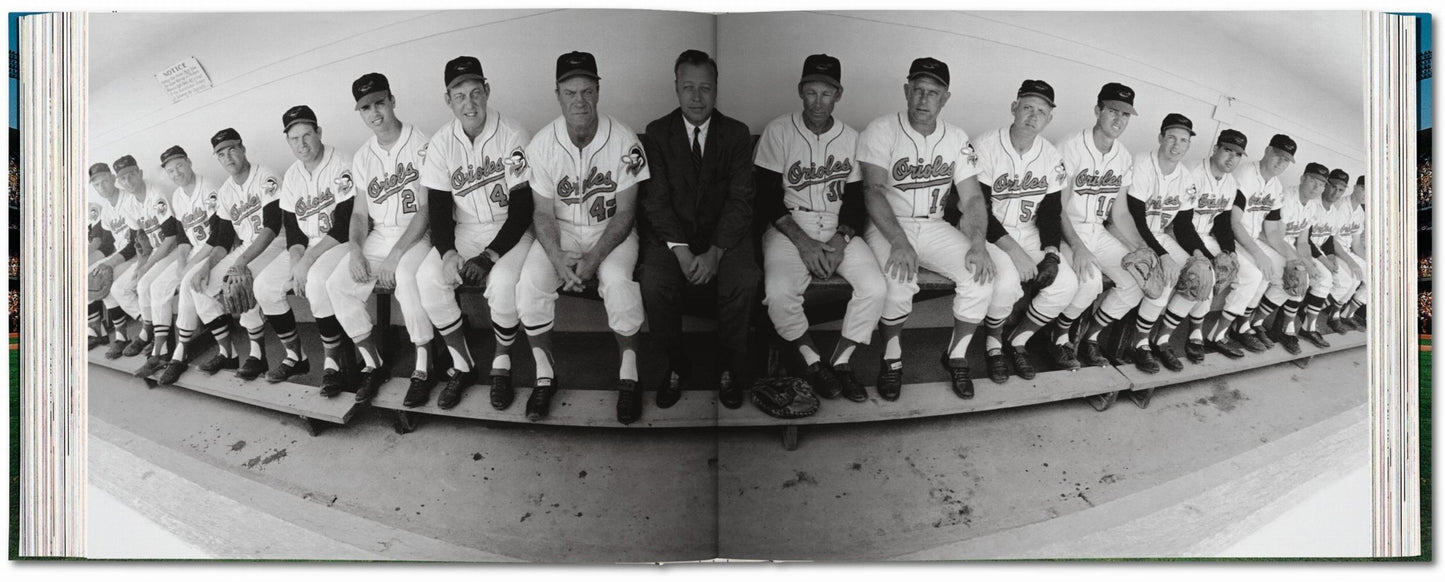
xmin=400 ymin=189 xmax=419 ymax=214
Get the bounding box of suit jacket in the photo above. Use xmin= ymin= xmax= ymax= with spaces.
xmin=639 ymin=108 xmax=755 ymax=253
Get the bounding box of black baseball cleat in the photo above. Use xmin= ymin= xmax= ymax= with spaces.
xmin=1253 ymin=327 xmax=1274 ymax=350
xmin=155 ymin=361 xmax=188 ymax=385
xmin=718 ymin=370 xmax=744 ymax=410
xmin=1048 ymin=342 xmax=1081 ymax=371
xmin=235 ymin=357 xmax=268 ymax=381
xmin=1231 ymin=329 xmax=1267 ymax=353
xmin=834 ymin=363 xmax=868 ymax=402
xmin=1132 ymin=346 xmax=1160 ymax=374
xmin=1299 ymin=329 xmax=1332 ymax=349
xmin=438 ymin=369 xmax=478 ymax=410
xmin=1350 ymin=310 xmax=1367 ymax=328
xmin=265 ymin=358 xmax=310 ymax=384
xmin=940 ymin=355 xmax=974 ymax=399
xmin=525 ymin=378 xmax=556 ymax=421
xmin=876 ymin=358 xmax=904 ymax=401
xmin=656 ymin=369 xmax=684 ymax=409
xmin=489 ymin=372 xmax=515 ymax=410
xmin=984 ymin=352 xmax=1010 ymax=384
xmin=616 ymin=380 xmax=643 ymax=425
xmin=403 ymin=374 xmax=435 ymax=408
xmin=1323 ymin=317 xmax=1346 ymax=335
xmin=133 ymin=355 xmax=168 ymax=378
xmin=1151 ymin=344 xmax=1183 ymax=372
xmin=88 ymin=335 xmax=110 ymax=350
xmin=1340 ymin=317 xmax=1364 ymax=333
xmin=1207 ymin=338 xmax=1246 ymax=359
xmin=199 ymin=353 xmax=239 ymax=375
xmin=1004 ymin=344 xmax=1037 ymax=380
xmin=1077 ymin=341 xmax=1109 ymax=367
xmin=104 ymin=340 xmax=128 ymax=360
xmin=1276 ymin=334 xmax=1302 ymax=355
xmin=804 ymin=361 xmax=842 ymax=399
xmin=319 ymin=369 xmax=346 ymax=398
xmin=122 ymin=337 xmax=152 ymax=358
xmin=354 ymin=369 xmax=387 ymax=404
xmin=1184 ymin=340 xmax=1207 ymax=364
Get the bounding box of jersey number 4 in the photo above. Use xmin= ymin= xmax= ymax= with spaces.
xmin=489 ymin=184 xmax=508 ymax=208
xmin=589 ymin=196 xmax=617 ymax=223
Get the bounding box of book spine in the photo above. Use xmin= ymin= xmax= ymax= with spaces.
xmin=6 ymin=10 xmax=24 ymax=562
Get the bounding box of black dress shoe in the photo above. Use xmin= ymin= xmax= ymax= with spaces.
xmin=265 ymin=358 xmax=310 ymax=384
xmin=438 ymin=369 xmax=478 ymax=410
xmin=984 ymin=352 xmax=1009 ymax=384
xmin=1184 ymin=340 xmax=1207 ymax=364
xmin=1151 ymin=344 xmax=1183 ymax=372
xmin=1077 ymin=341 xmax=1108 ymax=367
xmin=403 ymin=375 xmax=434 ymax=408
xmin=656 ymin=370 xmax=683 ymax=409
xmin=1207 ymin=339 xmax=1246 ymax=359
xmin=1231 ymin=329 xmax=1267 ymax=353
xmin=490 ymin=372 xmax=515 ymax=410
xmin=617 ymin=380 xmax=642 ymax=425
xmin=1253 ymin=327 xmax=1274 ymax=350
xmin=236 ymin=357 xmax=268 ymax=381
xmin=1299 ymin=329 xmax=1331 ymax=349
xmin=199 ymin=353 xmax=239 ymax=375
xmin=876 ymin=358 xmax=903 ymax=401
xmin=940 ymin=355 xmax=974 ymax=399
xmin=318 ymin=369 xmax=345 ymax=397
xmin=1132 ymin=346 xmax=1161 ymax=374
xmin=1048 ymin=342 xmax=1081 ymax=371
xmin=718 ymin=370 xmax=744 ymax=409
xmin=155 ymin=361 xmax=188 ymax=385
xmin=133 ymin=355 xmax=168 ymax=378
xmin=803 ymin=362 xmax=842 ymax=399
xmin=1004 ymin=344 xmax=1036 ymax=380
xmin=526 ymin=379 xmax=556 ymax=421
xmin=834 ymin=363 xmax=867 ymax=402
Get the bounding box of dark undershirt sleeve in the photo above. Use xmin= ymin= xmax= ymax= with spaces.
xmin=1211 ymin=212 xmax=1236 ymax=254
xmin=283 ymin=211 xmax=308 ymax=249
xmin=756 ymin=167 xmax=787 ymax=229
xmin=980 ymin=185 xmax=1007 ymax=244
xmin=838 ymin=181 xmax=867 ymax=236
xmin=325 ymin=199 xmax=355 ymax=244
xmin=1172 ymin=209 xmax=1211 ymax=259
xmin=1126 ymin=196 xmax=1168 ymax=256
xmin=486 ymin=185 xmax=535 ymax=257
xmin=428 ymin=188 xmax=457 ymax=255
xmin=208 ymin=215 xmax=236 ymax=250
xmin=118 ymin=230 xmax=138 ymax=260
xmin=1036 ymin=191 xmax=1063 ymax=250
xmin=261 ymin=200 xmax=282 ymax=234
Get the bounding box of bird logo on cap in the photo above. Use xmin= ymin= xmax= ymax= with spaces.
xmin=1118 ymin=88 xmax=1133 ymax=100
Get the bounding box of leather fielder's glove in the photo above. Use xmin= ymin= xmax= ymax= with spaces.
xmin=1121 ymin=247 xmax=1168 ymax=300
xmin=1173 ymin=251 xmax=1215 ymax=302
xmin=1212 ymin=251 xmax=1240 ymax=293
xmin=750 ymin=376 xmax=820 ymax=419
xmin=1034 ymin=252 xmax=1062 ymax=288
xmin=1282 ymin=258 xmax=1311 ymax=297
xmin=220 ymin=268 xmax=257 ymax=315
xmin=89 ymin=263 xmax=114 ymax=304
xmin=461 ymin=252 xmax=496 ymax=286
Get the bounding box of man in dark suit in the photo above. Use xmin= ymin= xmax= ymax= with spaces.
xmin=639 ymin=49 xmax=761 ymax=410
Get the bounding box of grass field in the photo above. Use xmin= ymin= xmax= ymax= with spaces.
xmin=1422 ymin=339 xmax=1433 ymax=561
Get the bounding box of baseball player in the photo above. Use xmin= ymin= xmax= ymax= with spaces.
xmin=756 ymin=54 xmax=882 ymax=402
xmin=254 ymin=105 xmax=356 ymax=389
xmin=87 ymin=163 xmax=132 ymax=351
xmin=972 ymin=79 xmax=1079 ymax=382
xmin=133 ymin=146 xmax=222 ymax=380
xmin=111 ymin=155 xmax=180 ymax=363
xmin=516 ymin=51 xmax=649 ymax=422
xmin=1055 ymin=83 xmax=1140 ymax=368
xmin=1276 ymin=162 xmax=1334 ymax=352
xmin=1180 ymin=129 xmax=1260 ymax=362
xmin=1339 ymin=175 xmax=1368 ymax=327
xmin=413 ymin=56 xmax=536 ymax=412
xmin=1216 ymin=134 xmax=1297 ymax=353
xmin=324 ymin=73 xmax=436 ymax=404
xmin=156 ymin=128 xmax=289 ymax=384
xmin=857 ymin=57 xmax=996 ymax=401
xmin=1310 ymin=168 xmax=1365 ymax=337
xmin=87 ymin=163 xmax=122 ymax=349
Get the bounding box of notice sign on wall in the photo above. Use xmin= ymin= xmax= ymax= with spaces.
xmin=155 ymin=57 xmax=213 ymax=103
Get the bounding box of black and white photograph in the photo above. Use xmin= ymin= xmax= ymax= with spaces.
xmin=68 ymin=6 xmax=1377 ymax=562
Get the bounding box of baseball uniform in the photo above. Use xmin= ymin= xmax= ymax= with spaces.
xmin=1228 ymin=160 xmax=1285 ymax=308
xmin=183 ymin=165 xmax=287 ymax=333
xmin=124 ymin=179 xmax=182 ymax=326
xmin=1125 ymin=150 xmax=1195 ymax=315
xmin=325 ymin=123 xmax=435 ymax=345
xmin=1187 ymin=158 xmax=1263 ymax=319
xmin=257 ymin=145 xmax=354 ymax=317
xmin=756 ymin=112 xmax=885 ymax=345
xmin=147 ymin=175 xmax=221 ymax=332
xmin=1277 ymin=185 xmax=1335 ymax=298
xmin=95 ymin=190 xmax=142 ymax=318
xmin=1306 ymin=197 xmax=1359 ymax=302
xmin=1339 ymin=202 xmax=1367 ymax=302
xmin=517 ymin=114 xmax=648 ymax=337
xmin=1057 ymin=128 xmax=1134 ymax=318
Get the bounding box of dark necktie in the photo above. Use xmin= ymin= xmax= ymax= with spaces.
xmin=691 ymin=126 xmax=703 ymax=167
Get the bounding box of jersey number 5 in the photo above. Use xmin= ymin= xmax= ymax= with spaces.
xmin=1018 ymin=200 xmax=1036 ymax=223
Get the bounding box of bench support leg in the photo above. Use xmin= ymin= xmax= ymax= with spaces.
xmin=299 ymin=416 xmax=326 ymax=437
xmin=1290 ymin=355 xmax=1313 ymax=369
xmin=1087 ymin=391 xmax=1118 ymax=412
xmin=394 ymin=410 xmax=420 ymax=435
xmin=782 ymin=425 xmax=799 ymax=451
xmin=1128 ymin=388 xmax=1154 ymax=409
xmin=143 ymin=377 xmax=159 ymax=390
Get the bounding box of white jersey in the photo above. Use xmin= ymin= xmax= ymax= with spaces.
xmin=1340 ymin=204 xmax=1366 ymax=250
xmin=353 ymin=123 xmax=429 ymax=230
xmin=1232 ymin=161 xmax=1283 ymax=239
xmin=856 ymin=112 xmax=980 ymax=221
xmin=754 ymin=112 xmax=862 ymax=216
xmin=171 ymin=176 xmax=222 ymax=248
xmin=1187 ymin=158 xmax=1237 ymax=239
xmin=217 ymin=165 xmax=283 ymax=246
xmin=121 ymin=180 xmax=175 ymax=248
xmin=421 ymin=110 xmax=532 ymax=227
xmin=1128 ymin=151 xmax=1195 ymax=233
xmin=279 ymin=145 xmax=355 ymax=242
xmin=87 ymin=193 xmax=103 ymax=227
xmin=94 ymin=192 xmax=132 ymax=244
xmin=1305 ymin=198 xmax=1352 ymax=250
xmin=1279 ymin=185 xmax=1311 ymax=245
xmin=529 ymin=114 xmax=649 ymax=228
xmin=973 ymin=127 xmax=1066 ymax=237
xmin=1058 ymin=128 xmax=1134 ymax=227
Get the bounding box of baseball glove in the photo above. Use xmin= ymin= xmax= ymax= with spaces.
xmin=89 ymin=263 xmax=114 ymax=304
xmin=1282 ymin=259 xmax=1311 ymax=298
xmin=1121 ymin=247 xmax=1168 ymax=300
xmin=749 ymin=376 xmax=820 ymax=419
xmin=461 ymin=252 xmax=496 ymax=287
xmin=1034 ymin=252 xmax=1062 ymax=288
xmin=1212 ymin=251 xmax=1239 ymax=293
xmin=1173 ymin=251 xmax=1215 ymax=302
xmin=220 ymin=267 xmax=257 ymax=315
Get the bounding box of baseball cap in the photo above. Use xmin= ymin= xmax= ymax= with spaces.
xmin=159 ymin=145 xmax=188 ymax=167
xmin=282 ymin=105 xmax=319 ymax=133
xmin=352 ymin=72 xmax=391 ymax=110
xmin=113 ymin=155 xmax=138 ymax=173
xmin=1160 ymin=113 xmax=1195 ymax=136
xmin=211 ymin=128 xmax=243 ymax=153
xmin=1216 ymin=129 xmax=1248 ymax=154
xmin=800 ymin=54 xmax=842 ymax=90
xmin=1016 ymin=79 xmax=1055 ymax=107
xmin=1328 ymin=168 xmax=1350 ymax=184
xmin=444 ymin=56 xmax=487 ymax=89
xmin=556 ymin=51 xmax=600 ymax=83
xmin=1355 ymin=175 xmax=1365 ymax=186
xmin=88 ymin=163 xmax=111 ymax=179
xmin=1268 ymin=134 xmax=1297 ymax=160
xmin=1096 ymin=82 xmax=1137 ymax=116
xmin=908 ymin=57 xmax=949 ymax=88
xmin=1302 ymin=162 xmax=1330 ymax=181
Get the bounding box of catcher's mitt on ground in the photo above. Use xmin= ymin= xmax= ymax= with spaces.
xmin=1212 ymin=251 xmax=1239 ymax=293
xmin=220 ymin=267 xmax=257 ymax=316
xmin=1034 ymin=252 xmax=1061 ymax=288
xmin=750 ymin=376 xmax=820 ymax=419
xmin=1173 ymin=251 xmax=1215 ymax=302
xmin=1281 ymin=258 xmax=1311 ymax=298
xmin=88 ymin=263 xmax=114 ymax=304
xmin=1121 ymin=247 xmax=1168 ymax=299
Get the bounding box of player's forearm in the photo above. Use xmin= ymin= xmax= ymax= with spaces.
xmin=301 ymin=237 xmax=339 ymax=270
xmin=773 ymin=215 xmax=817 ymax=247
xmin=390 ymin=209 xmax=430 ymax=258
xmin=1263 ymin=223 xmax=1294 ymax=259
xmin=864 ymin=185 xmax=907 ymax=247
xmin=591 ymin=205 xmax=636 ymax=260
xmin=1230 ymin=213 xmax=1264 ymax=258
xmin=532 ymin=203 xmax=566 ymax=266
xmin=236 ymin=229 xmax=277 ymax=268
xmin=347 ymin=206 xmax=369 ymax=255
xmin=959 ymin=195 xmax=990 ymax=248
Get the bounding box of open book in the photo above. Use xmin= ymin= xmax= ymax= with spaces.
xmin=9 ymin=8 xmax=1427 ymax=561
